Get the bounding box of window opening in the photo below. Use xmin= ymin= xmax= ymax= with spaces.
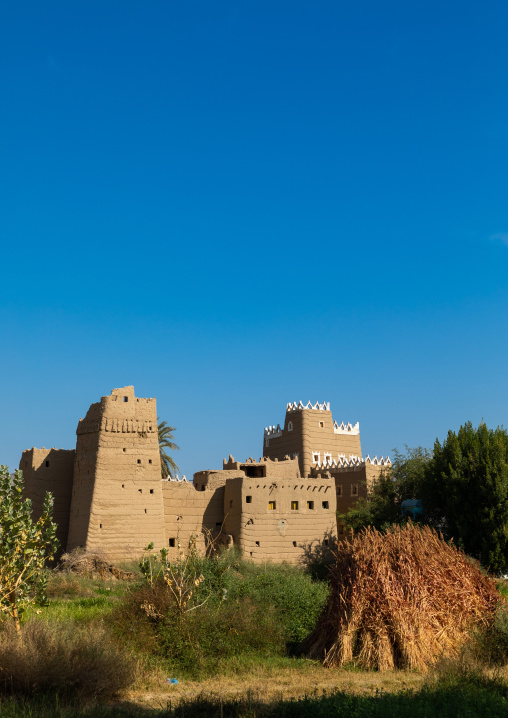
xmin=229 ymin=500 xmax=233 ymax=508
xmin=246 ymin=495 xmax=252 ymax=503
xmin=322 ymin=501 xmax=329 ymax=509
xmin=150 ymin=489 xmax=154 ymax=494
xmin=352 ymin=484 xmax=358 ymax=495
xmin=288 ymin=421 xmax=293 ymax=431
xmin=324 ymin=539 xmax=329 ymax=546
xmin=307 ymin=501 xmax=314 ymax=510
xmin=337 ymin=485 xmax=342 ymax=496
xmin=169 ymin=538 xmax=175 ymax=547
xmin=291 ymin=501 xmax=299 ymax=510
xmin=138 ymin=488 xmax=142 ymax=493
xmin=313 ymin=453 xmax=320 ymax=463
xmin=293 ymin=541 xmax=297 ymax=547
xmin=255 ymin=541 xmax=260 ymax=547
xmin=319 ymin=421 xmax=324 ymax=428
xmin=268 ymin=500 xmax=276 ymax=510
xmin=137 ymin=459 xmax=141 ymax=464
xmin=149 ymin=459 xmax=152 ymax=464
xmin=123 ymin=396 xmax=128 ymax=402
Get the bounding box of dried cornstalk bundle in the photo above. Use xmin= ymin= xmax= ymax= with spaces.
xmin=301 ymin=523 xmax=501 ymax=671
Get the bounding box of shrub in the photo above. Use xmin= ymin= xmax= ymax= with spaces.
xmin=0 ymin=620 xmax=135 ymax=700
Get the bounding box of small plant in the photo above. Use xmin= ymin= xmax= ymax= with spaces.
xmin=0 ymin=466 xmax=58 ymax=633
xmin=139 ymin=537 xmax=209 ymax=616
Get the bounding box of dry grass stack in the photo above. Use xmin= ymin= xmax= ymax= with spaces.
xmin=302 ymin=523 xmax=501 ymax=671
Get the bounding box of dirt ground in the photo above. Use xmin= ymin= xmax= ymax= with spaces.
xmin=125 ymin=664 xmax=427 ymax=710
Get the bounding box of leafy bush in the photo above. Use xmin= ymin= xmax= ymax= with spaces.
xmin=228 ymin=562 xmax=329 ymax=642
xmin=0 ymin=620 xmax=135 ymax=700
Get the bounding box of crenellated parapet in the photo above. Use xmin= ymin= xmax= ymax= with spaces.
xmin=313 ymin=454 xmax=391 ymax=471
xmin=286 ymin=401 xmax=330 ymax=412
xmin=333 ymin=420 xmax=360 ymax=435
xmin=264 ymin=424 xmax=282 ymax=438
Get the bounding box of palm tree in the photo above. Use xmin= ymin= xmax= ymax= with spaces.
xmin=158 ymin=418 xmax=180 ymax=479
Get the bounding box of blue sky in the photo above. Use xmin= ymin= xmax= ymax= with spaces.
xmin=1 ymin=0 xmax=507 ymax=478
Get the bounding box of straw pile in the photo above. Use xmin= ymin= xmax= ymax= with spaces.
xmin=301 ymin=523 xmax=501 ymax=671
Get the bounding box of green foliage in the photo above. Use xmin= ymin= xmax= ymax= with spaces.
xmin=0 ymin=466 xmax=58 ymax=632
xmin=157 ymin=419 xmax=180 ymax=479
xmin=113 ymin=553 xmax=328 ymax=678
xmin=338 ymin=447 xmax=431 ymax=532
xmin=228 ymin=563 xmax=329 ymax=643
xmin=421 ymin=422 xmax=508 ymax=574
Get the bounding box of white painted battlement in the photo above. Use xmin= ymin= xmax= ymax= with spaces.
xmin=286 ymin=401 xmax=330 ymax=412
xmin=314 ymin=454 xmax=391 ymax=470
xmin=264 ymin=424 xmax=282 ymax=438
xmin=333 ymin=420 xmax=360 ymax=435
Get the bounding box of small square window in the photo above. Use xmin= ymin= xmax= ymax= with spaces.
xmin=293 ymin=541 xmax=297 ymax=547
xmin=268 ymin=500 xmax=276 ymax=510
xmin=123 ymin=396 xmax=128 ymax=402
xmin=255 ymin=541 xmax=260 ymax=547
xmin=319 ymin=421 xmax=324 ymax=428
xmin=122 ymin=484 xmax=125 ymax=488
xmin=322 ymin=501 xmax=329 ymax=509
xmin=291 ymin=501 xmax=298 ymax=510
xmin=123 ymin=448 xmax=126 ymax=452
xmin=307 ymin=501 xmax=314 ymax=510
xmin=313 ymin=453 xmax=320 ymax=463
xmin=150 ymin=489 xmax=154 ymax=494
xmin=216 ymin=522 xmax=222 ymax=528
xmin=324 ymin=539 xmax=329 ymax=546
xmin=169 ymin=538 xmax=175 ymax=547
xmin=246 ymin=495 xmax=252 ymax=503
xmin=149 ymin=459 xmax=152 ymax=464
xmin=138 ymin=488 xmax=142 ymax=493
xmin=137 ymin=459 xmax=141 ymax=464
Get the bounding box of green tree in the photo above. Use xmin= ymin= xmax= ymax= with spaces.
xmin=0 ymin=466 xmax=58 ymax=633
xmin=421 ymin=422 xmax=508 ymax=574
xmin=158 ymin=419 xmax=180 ymax=479
xmin=338 ymin=446 xmax=431 ymax=532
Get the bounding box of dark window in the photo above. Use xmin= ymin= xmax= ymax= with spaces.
xmin=319 ymin=421 xmax=324 ymax=428
xmin=244 ymin=465 xmax=266 ymax=478
xmin=169 ymin=538 xmax=175 ymax=547
xmin=138 ymin=488 xmax=142 ymax=493
xmin=229 ymin=500 xmax=233 ymax=508
xmin=268 ymin=500 xmax=276 ymax=510
xmin=291 ymin=501 xmax=298 ymax=510
xmin=45 ymin=461 xmax=49 ymax=468
xmin=123 ymin=396 xmax=128 ymax=402
xmin=293 ymin=541 xmax=297 ymax=547
xmin=201 ymin=485 xmax=205 ymax=491
xmin=150 ymin=489 xmax=154 ymax=494
xmin=216 ymin=522 xmax=222 ymax=528
xmin=324 ymin=539 xmax=329 ymax=546
xmin=144 ymin=509 xmax=147 ymax=513
xmin=100 ymin=523 xmax=102 ymax=529
xmin=322 ymin=501 xmax=329 ymax=509
xmin=149 ymin=459 xmax=152 ymax=464
xmin=255 ymin=541 xmax=260 ymax=547
xmin=307 ymin=501 xmax=314 ymax=510
xmin=137 ymin=459 xmax=141 ymax=464
xmin=352 ymin=485 xmax=358 ymax=495
xmin=122 ymin=484 xmax=125 ymax=488
xmin=246 ymin=495 xmax=252 ymax=503
xmin=123 ymin=448 xmax=126 ymax=452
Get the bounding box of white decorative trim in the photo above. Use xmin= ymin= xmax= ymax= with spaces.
xmin=313 ymin=455 xmax=391 ymax=470
xmin=312 ymin=452 xmax=321 ymax=464
xmin=287 ymin=401 xmax=330 ymax=412
xmin=333 ymin=420 xmax=360 ymax=435
xmin=264 ymin=424 xmax=282 ymax=438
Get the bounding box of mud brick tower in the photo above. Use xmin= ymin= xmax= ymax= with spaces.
xmin=263 ymin=401 xmax=362 ymax=477
xmin=66 ymin=386 xmax=166 ymax=561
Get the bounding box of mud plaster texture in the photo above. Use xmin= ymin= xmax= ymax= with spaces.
xmin=20 ymin=390 xmax=391 ymax=563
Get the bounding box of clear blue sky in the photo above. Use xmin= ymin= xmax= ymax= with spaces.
xmin=1 ymin=0 xmax=507 ymax=478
